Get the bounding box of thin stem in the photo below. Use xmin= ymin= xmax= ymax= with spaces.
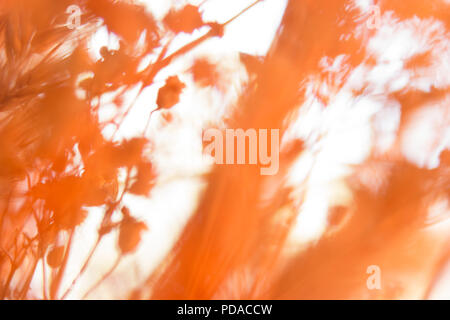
xmin=82 ymin=256 xmax=121 ymax=300
xmin=0 ymin=250 xmax=16 ymax=299
xmin=60 ymin=236 xmax=102 ymax=300
xmin=141 ymin=39 xmax=174 ymax=135
xmin=143 ymin=108 xmax=160 ymax=135
xmin=61 ymin=171 xmax=131 ymax=299
xmin=111 ymin=84 xmax=143 ymax=140
xmin=142 ymin=0 xmax=264 ymax=87
xmin=42 ymin=258 xmax=48 ymax=300
xmin=1 ymin=232 xmax=32 ymax=299
xmin=50 ymin=229 xmax=75 ymax=299
xmin=0 ymin=191 xmax=13 ymax=242
xmin=18 ymin=252 xmax=39 ymax=299
xmin=222 ymin=0 xmax=265 ymax=26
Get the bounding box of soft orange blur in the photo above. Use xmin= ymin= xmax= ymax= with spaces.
xmin=0 ymin=0 xmax=449 ymax=300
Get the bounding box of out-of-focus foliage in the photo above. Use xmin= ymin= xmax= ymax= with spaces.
xmin=0 ymin=0 xmax=214 ymax=299
xmin=0 ymin=0 xmax=448 ymax=300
